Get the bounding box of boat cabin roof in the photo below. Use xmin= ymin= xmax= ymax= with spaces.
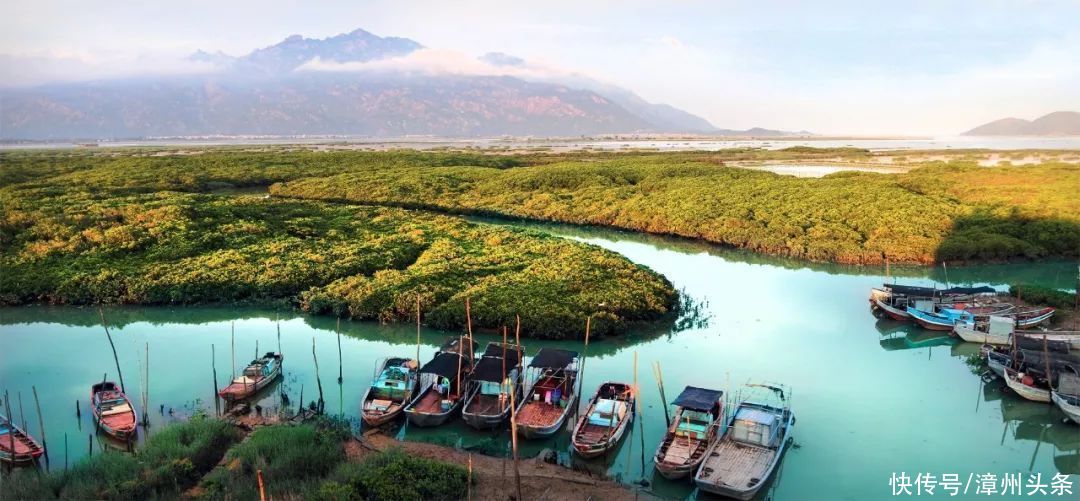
xmin=472 ymin=356 xmax=516 ymax=382
xmin=482 ymin=343 xmax=522 ymax=368
xmin=735 ymin=407 xmax=779 ymax=426
xmin=529 ymin=348 xmax=578 ymax=369
xmin=419 ymin=352 xmax=471 ymax=379
xmin=671 ymin=386 xmax=723 ymax=412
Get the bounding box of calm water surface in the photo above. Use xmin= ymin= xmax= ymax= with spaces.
xmin=1 ymin=220 xmax=1076 ymax=500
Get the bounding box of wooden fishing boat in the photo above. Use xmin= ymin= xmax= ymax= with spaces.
xmin=869 ymin=284 xmax=996 ymax=321
xmin=0 ymin=414 xmax=44 ymax=465
xmin=571 ymin=381 xmax=635 ymax=459
xmin=91 ymin=381 xmax=138 ymax=440
xmin=1051 ymin=373 xmax=1080 ymax=425
xmin=955 ymin=316 xmax=1015 ymax=345
xmin=1014 ymin=307 xmax=1056 ymax=328
xmin=1003 ymin=367 xmax=1051 ymax=403
xmin=516 ymin=348 xmax=580 ymax=439
xmin=981 ymin=345 xmax=1011 ymax=379
xmin=907 ymin=303 xmax=1014 ymax=331
xmin=653 ymin=386 xmax=724 ymax=480
xmin=695 ymin=383 xmax=794 ymax=501
xmin=361 ymin=357 xmax=418 ymax=426
xmin=218 ymin=352 xmax=283 ymax=402
xmin=462 ymin=343 xmax=524 ymax=430
xmin=404 ymin=338 xmax=476 ymax=428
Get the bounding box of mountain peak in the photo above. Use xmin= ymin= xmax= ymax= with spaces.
xmin=963 ymin=111 xmax=1080 ymax=136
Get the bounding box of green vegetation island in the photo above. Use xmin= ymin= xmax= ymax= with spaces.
xmin=2 ymin=147 xmax=1077 ymax=338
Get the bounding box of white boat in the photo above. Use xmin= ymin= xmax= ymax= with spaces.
xmin=956 ymin=316 xmax=1080 ymax=349
xmin=1051 ymin=373 xmax=1080 ymax=425
xmin=694 ymin=383 xmax=794 ymax=500
xmin=1003 ymin=367 xmax=1051 ymax=403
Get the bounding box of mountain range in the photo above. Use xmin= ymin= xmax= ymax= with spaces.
xmin=0 ymin=28 xmax=798 ymax=140
xmin=962 ymin=111 xmax=1080 ymax=136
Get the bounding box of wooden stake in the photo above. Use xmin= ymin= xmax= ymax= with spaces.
xmin=416 ymin=294 xmax=422 ymax=367
xmin=212 ymin=344 xmax=220 ymax=416
xmin=502 ymin=327 xmax=508 ymax=396
xmin=76 ymin=399 xmax=81 ymax=419
xmin=1043 ymin=335 xmax=1052 ymax=387
xmin=87 ymin=433 xmax=92 ymax=457
xmin=277 ymin=320 xmax=282 ymax=355
xmin=456 ymin=336 xmax=464 ymax=399
xmin=32 ymin=386 xmax=49 ymax=468
xmin=575 ymin=316 xmax=592 ymax=421
xmin=653 ymin=362 xmax=671 ymax=427
xmin=508 ymin=374 xmax=523 ymax=501
xmin=336 ymin=317 xmax=343 ymax=384
xmin=312 ymin=337 xmax=325 ymax=413
xmin=4 ymin=392 xmax=14 ymax=473
xmin=467 ymin=454 xmax=473 ymax=501
xmin=99 ymin=308 xmax=126 ymax=393
xmin=466 ymin=298 xmax=475 ymax=363
xmin=17 ymin=391 xmax=27 ymax=434
xmin=143 ymin=342 xmax=150 ymax=427
xmin=257 ymin=469 xmax=267 ymax=501
xmin=64 ymin=432 xmax=68 ymax=472
xmin=231 ymin=322 xmax=236 ymax=379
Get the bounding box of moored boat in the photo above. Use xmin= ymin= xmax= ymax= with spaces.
xmin=982 ymin=345 xmax=1011 ymax=379
xmin=404 ymin=337 xmax=476 ymax=427
xmin=361 ymin=357 xmax=418 ymax=426
xmin=908 ymin=303 xmax=1013 ymax=331
xmin=1051 ymin=373 xmax=1080 ymax=425
xmin=517 ymin=348 xmax=580 ymax=439
xmin=462 ymin=342 xmax=524 ymax=430
xmin=1003 ymin=367 xmax=1051 ymax=403
xmin=571 ymin=381 xmax=635 ymax=459
xmin=955 ymin=316 xmax=1015 ymax=345
xmin=695 ymin=383 xmax=794 ymax=500
xmin=653 ymin=386 xmax=724 ymax=480
xmin=91 ymin=381 xmax=138 ymax=440
xmin=0 ymin=414 xmax=44 ymax=465
xmin=869 ymin=284 xmax=996 ymax=321
xmin=218 ymin=352 xmax=283 ymax=402
xmin=1014 ymin=307 xmax=1056 ymax=328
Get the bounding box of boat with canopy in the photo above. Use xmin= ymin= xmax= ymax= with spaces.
xmin=516 ymin=348 xmax=580 ymax=439
xmin=653 ymin=385 xmax=725 ymax=480
xmin=462 ymin=342 xmax=524 ymax=429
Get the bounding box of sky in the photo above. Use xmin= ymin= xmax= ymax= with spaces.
xmin=2 ymin=0 xmax=1078 ymax=135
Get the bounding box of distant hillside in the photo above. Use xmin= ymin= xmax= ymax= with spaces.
xmin=963 ymin=111 xmax=1080 ymax=136
xmin=2 ymin=28 xmax=745 ymax=139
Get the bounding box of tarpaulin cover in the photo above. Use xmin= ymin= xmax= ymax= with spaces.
xmin=472 ymin=356 xmax=514 ymax=382
xmin=529 ymin=348 xmax=578 ymax=369
xmin=885 ymin=284 xmax=996 ymax=297
xmin=671 ymin=386 xmax=723 ymax=411
xmin=481 ymin=343 xmax=522 ymax=368
xmin=419 ymin=352 xmax=470 ymax=379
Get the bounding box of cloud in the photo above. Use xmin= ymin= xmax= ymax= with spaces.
xmin=295 ymin=48 xmax=586 ymax=82
xmin=0 ymin=50 xmax=220 ymax=87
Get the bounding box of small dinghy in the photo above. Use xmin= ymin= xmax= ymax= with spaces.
xmin=653 ymin=386 xmax=724 ymax=480
xmin=91 ymin=381 xmax=137 ymax=440
xmin=1051 ymin=373 xmax=1080 ymax=424
xmin=404 ymin=337 xmax=476 ymax=427
xmin=908 ymin=303 xmax=1014 ymax=331
xmin=462 ymin=342 xmax=524 ymax=430
xmin=0 ymin=414 xmax=44 ymax=465
xmin=361 ymin=357 xmax=418 ymax=426
xmin=516 ymin=348 xmax=580 ymax=439
xmin=571 ymin=381 xmax=635 ymax=459
xmin=695 ymin=383 xmax=794 ymax=500
xmin=218 ymin=352 xmax=283 ymax=402
xmin=1003 ymin=367 xmax=1051 ymax=403
xmin=981 ymin=345 xmax=1011 ymax=379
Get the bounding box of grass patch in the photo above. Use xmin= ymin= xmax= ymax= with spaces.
xmin=312 ymin=448 xmax=469 ymax=501
xmin=1009 ymin=284 xmax=1077 ymax=310
xmin=3 ymin=415 xmax=239 ymax=499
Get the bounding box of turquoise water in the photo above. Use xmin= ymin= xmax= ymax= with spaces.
xmin=0 ymin=220 xmax=1076 ymax=499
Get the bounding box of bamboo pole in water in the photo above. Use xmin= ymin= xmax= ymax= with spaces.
xmin=1043 ymin=335 xmax=1052 ymax=387
xmin=63 ymin=433 xmax=68 ymax=472
xmin=416 ymin=294 xmax=422 ymax=366
xmin=466 ymin=298 xmax=475 ymax=363
xmin=336 ymin=317 xmax=343 ymax=384
xmin=502 ymin=327 xmax=508 ymax=399
xmin=456 ymin=336 xmax=464 ymax=399
xmin=17 ymin=391 xmax=27 ymax=436
xmin=32 ymin=386 xmax=49 ymax=468
xmin=143 ymin=342 xmax=150 ymax=427
xmin=575 ymin=316 xmax=592 ymax=422
xmin=4 ymin=392 xmax=14 ymax=473
xmin=467 ymin=453 xmax=473 ymax=501
xmin=653 ymin=362 xmax=671 ymax=427
xmin=231 ymin=322 xmax=236 ymax=379
xmin=99 ymin=308 xmax=126 ymax=393
xmin=87 ymin=434 xmax=92 ymax=458
xmin=508 ymin=373 xmax=523 ymax=501
xmin=312 ymin=337 xmax=325 ymax=413
xmin=277 ymin=320 xmax=282 ymax=355
xmin=212 ymin=344 xmax=220 ymax=416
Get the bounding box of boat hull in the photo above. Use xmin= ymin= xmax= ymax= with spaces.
xmin=571 ymin=382 xmax=635 ymax=459
xmin=462 ymin=409 xmax=508 ymax=430
xmin=518 ymin=395 xmax=578 ymax=440
xmin=954 ymin=323 xmax=1009 ymax=345
xmin=1051 ymin=392 xmax=1080 ymax=424
xmin=405 ymin=406 xmax=459 ymax=427
xmin=694 ymin=413 xmax=794 ymax=500
xmin=872 ymin=298 xmax=911 ymax=321
xmin=986 ymin=352 xmax=1009 ymax=379
xmin=91 ymin=384 xmax=138 ymax=441
xmin=360 ymin=358 xmax=417 ymax=427
xmin=0 ymin=420 xmax=44 ymax=465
